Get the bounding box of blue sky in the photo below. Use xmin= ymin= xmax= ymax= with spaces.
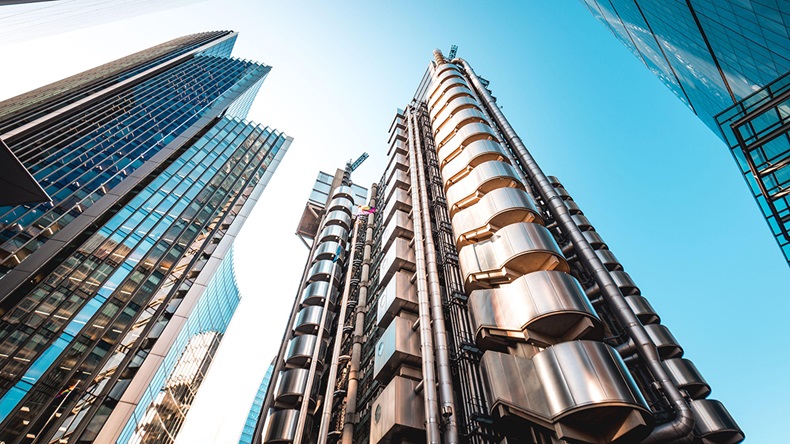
xmin=0 ymin=1 xmax=786 ymax=442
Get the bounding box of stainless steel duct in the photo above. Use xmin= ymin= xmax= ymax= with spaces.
xmin=406 ymin=109 xmax=442 ymax=444
xmin=410 ymin=109 xmax=460 ymax=444
xmin=455 ymin=57 xmax=695 ymax=443
xmin=340 ymin=185 xmax=377 ymax=444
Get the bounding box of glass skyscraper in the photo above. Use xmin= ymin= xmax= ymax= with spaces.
xmin=239 ymin=363 xmax=274 ymax=444
xmin=0 ymin=31 xmax=291 ymax=444
xmin=578 ymin=0 xmax=790 ymax=264
xmin=115 ymin=247 xmax=240 ymax=444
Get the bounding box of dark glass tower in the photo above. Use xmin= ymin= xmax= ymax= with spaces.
xmin=578 ymin=0 xmax=790 ymax=265
xmin=0 ymin=31 xmax=291 ymax=443
xmin=253 ymin=51 xmax=742 ymax=444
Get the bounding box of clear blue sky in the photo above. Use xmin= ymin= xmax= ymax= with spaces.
xmin=0 ymin=1 xmax=785 ymax=442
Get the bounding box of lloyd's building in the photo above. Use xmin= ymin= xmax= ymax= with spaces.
xmin=254 ymin=50 xmax=743 ymax=444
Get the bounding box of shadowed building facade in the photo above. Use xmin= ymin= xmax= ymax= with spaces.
xmin=252 ymin=50 xmax=742 ymax=444
xmin=579 ymin=0 xmax=790 ymax=265
xmin=0 ymin=31 xmax=291 ymax=443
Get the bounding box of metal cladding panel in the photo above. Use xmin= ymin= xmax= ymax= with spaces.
xmin=594 ymin=248 xmax=622 ymax=271
xmin=571 ymin=214 xmax=593 ymax=231
xmin=306 ymin=260 xmax=342 ymax=286
xmin=327 ymin=195 xmax=353 ymax=215
xmin=441 ymin=138 xmax=510 ymax=186
xmin=445 ymin=160 xmax=524 ymax=216
xmin=262 ymin=409 xmax=313 ymax=444
xmin=381 ymin=209 xmax=414 ymax=253
xmin=373 ymin=316 xmax=421 ymax=383
xmin=582 ymin=230 xmax=607 ymax=250
xmin=324 ymin=210 xmax=352 ymax=231
xmin=624 ymin=295 xmax=660 ymax=325
xmin=434 ymin=107 xmax=488 ymax=148
xmin=429 ymin=82 xmax=474 ymax=112
xmin=468 ymin=270 xmax=602 ymax=349
xmin=431 ymin=95 xmax=478 ymax=129
xmin=458 ymin=222 xmax=569 ymax=291
xmin=274 ymin=368 xmax=319 ymax=408
xmin=481 ymin=342 xmax=652 ymax=443
xmin=554 ymin=186 xmax=572 ymax=200
xmin=383 ymin=185 xmax=412 ymax=215
xmin=479 ymin=350 xmax=550 ymax=426
xmin=331 ymin=185 xmax=355 ymax=201
xmin=284 ymin=334 xmax=326 ymax=370
xmin=644 ymin=324 xmax=684 ymax=359
xmin=610 ymin=270 xmax=640 ymax=295
xmin=301 ymin=280 xmax=336 ymax=307
xmin=313 ymin=241 xmax=344 ymax=263
xmin=387 ymin=138 xmax=407 ymax=157
xmin=532 ymin=341 xmax=652 ymax=443
xmin=689 ymin=399 xmax=744 ymax=443
xmin=386 ymin=167 xmax=410 ymax=192
xmin=369 ymin=376 xmax=426 ymax=444
xmin=452 ymin=187 xmax=543 ymax=247
xmin=662 ymin=358 xmax=711 ymax=400
xmin=378 ymin=237 xmax=416 ymax=288
xmin=427 ymin=64 xmax=464 ymax=104
xmin=436 ymin=122 xmax=499 ymax=166
xmin=385 ymin=153 xmax=409 ymax=181
xmin=564 ymin=199 xmax=582 ymax=214
xmin=293 ymin=305 xmax=334 ymax=337
xmin=318 ymin=224 xmax=349 ymax=245
xmin=376 ymin=270 xmax=418 ymax=328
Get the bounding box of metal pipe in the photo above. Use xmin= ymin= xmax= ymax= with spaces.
xmin=410 ymin=110 xmax=460 ymax=444
xmin=406 ymin=109 xmax=442 ymax=444
xmin=340 ymin=185 xmax=377 ymax=444
xmin=317 ymin=220 xmax=361 ymax=444
xmin=254 ymin=230 xmax=324 ymax=444
xmin=456 ymin=57 xmax=695 ymax=443
xmin=293 ymin=253 xmax=340 ymax=444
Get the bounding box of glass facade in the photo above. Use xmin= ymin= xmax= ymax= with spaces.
xmin=238 ymin=363 xmax=274 ymax=444
xmin=0 ymin=32 xmax=291 ymax=444
xmin=118 ymin=247 xmax=240 ymax=444
xmin=307 ymin=171 xmax=368 ymax=208
xmin=0 ymin=32 xmax=266 ymax=279
xmin=580 ymin=0 xmax=790 ymax=265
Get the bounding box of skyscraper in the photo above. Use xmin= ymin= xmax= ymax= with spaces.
xmin=253 ymin=51 xmax=743 ymax=444
xmin=239 ymin=363 xmax=275 ymax=444
xmin=0 ymin=31 xmax=291 ymax=443
xmin=578 ymin=1 xmax=790 ymax=265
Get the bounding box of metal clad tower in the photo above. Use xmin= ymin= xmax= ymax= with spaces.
xmin=253 ymin=51 xmax=742 ymax=444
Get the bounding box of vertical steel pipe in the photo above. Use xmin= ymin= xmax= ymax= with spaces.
xmin=317 ymin=220 xmax=361 ymax=444
xmin=411 ymin=110 xmax=460 ymax=444
xmin=406 ymin=109 xmax=442 ymax=444
xmin=456 ymin=57 xmax=695 ymax=443
xmin=341 ymin=186 xmax=377 ymax=444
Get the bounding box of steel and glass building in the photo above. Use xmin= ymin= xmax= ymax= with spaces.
xmin=108 ymin=246 xmax=240 ymax=444
xmin=0 ymin=31 xmax=291 ymax=443
xmin=578 ymin=0 xmax=790 ymax=265
xmin=252 ymin=51 xmax=743 ymax=444
xmin=239 ymin=363 xmax=275 ymax=444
